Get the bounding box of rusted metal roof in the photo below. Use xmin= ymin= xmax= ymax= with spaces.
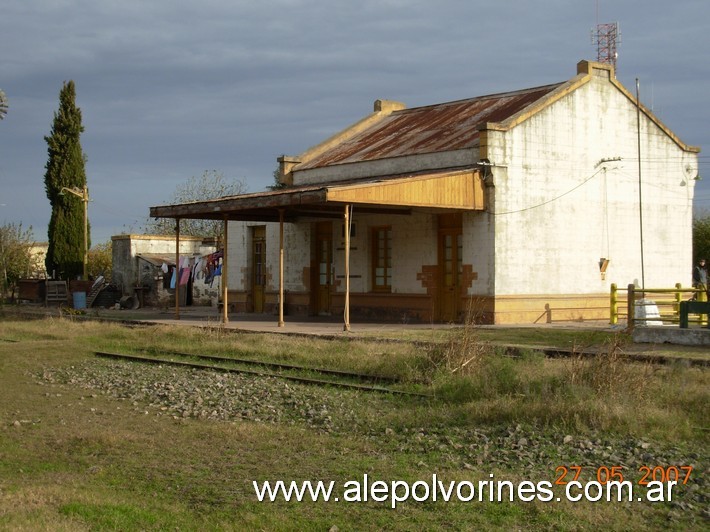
xmin=150 ymin=82 xmax=564 ymax=222
xmin=298 ymin=82 xmax=564 ymax=170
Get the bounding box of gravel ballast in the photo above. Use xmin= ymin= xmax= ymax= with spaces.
xmin=38 ymin=358 xmax=708 ymax=521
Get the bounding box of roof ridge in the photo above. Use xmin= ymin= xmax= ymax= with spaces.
xmin=394 ymin=81 xmax=566 ymax=113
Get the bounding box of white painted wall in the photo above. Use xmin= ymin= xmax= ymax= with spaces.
xmin=282 ymin=223 xmax=311 ymax=291
xmin=226 ymin=222 xmax=249 ymax=291
xmin=392 ymin=212 xmax=437 ymax=294
xmin=226 ymin=221 xmax=311 ymax=292
xmin=463 ymin=210 xmax=494 ymax=295
xmin=489 ymin=72 xmax=697 ymax=296
xmin=328 ymin=212 xmax=437 ymax=294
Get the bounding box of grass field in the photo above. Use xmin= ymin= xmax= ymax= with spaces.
xmin=0 ymin=312 xmax=707 ymax=530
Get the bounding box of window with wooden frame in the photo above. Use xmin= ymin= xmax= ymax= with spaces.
xmin=371 ymin=226 xmax=392 ymax=291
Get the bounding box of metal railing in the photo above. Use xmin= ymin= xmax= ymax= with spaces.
xmin=610 ymin=283 xmax=707 ymax=330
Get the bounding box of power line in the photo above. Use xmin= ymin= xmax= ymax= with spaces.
xmin=487 ymin=167 xmax=605 ymax=216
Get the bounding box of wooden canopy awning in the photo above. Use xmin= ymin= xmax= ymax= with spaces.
xmin=149 ymin=168 xmax=485 ymax=221
xmin=149 ymin=168 xmax=485 ymax=330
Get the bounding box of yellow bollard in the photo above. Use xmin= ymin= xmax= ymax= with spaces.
xmin=627 ymin=284 xmax=636 ymax=331
xmin=674 ymin=283 xmax=682 ymax=318
xmin=700 ymin=287 xmax=708 ymax=326
xmin=610 ymin=283 xmax=618 ymax=325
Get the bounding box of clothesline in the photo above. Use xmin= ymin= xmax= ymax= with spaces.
xmin=162 ymin=250 xmax=224 ymax=289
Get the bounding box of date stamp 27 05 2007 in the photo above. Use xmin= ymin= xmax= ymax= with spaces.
xmin=555 ymin=465 xmax=693 ymax=486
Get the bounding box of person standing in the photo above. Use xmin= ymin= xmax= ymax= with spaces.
xmin=693 ymin=258 xmax=708 ymax=299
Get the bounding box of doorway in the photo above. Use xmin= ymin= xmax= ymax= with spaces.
xmin=251 ymin=226 xmax=266 ymax=313
xmin=437 ymin=214 xmax=463 ymax=322
xmin=314 ymin=222 xmax=333 ymax=315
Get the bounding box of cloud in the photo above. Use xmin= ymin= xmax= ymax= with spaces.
xmin=1 ymin=0 xmax=708 ymax=243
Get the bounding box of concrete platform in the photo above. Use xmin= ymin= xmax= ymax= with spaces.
xmin=103 ymin=306 xmax=617 ymax=336
xmin=632 ymin=325 xmax=710 ymax=346
xmin=121 ymin=307 xmax=463 ymax=337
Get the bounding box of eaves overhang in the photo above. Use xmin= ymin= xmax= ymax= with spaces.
xmin=149 ymin=168 xmax=485 ymax=223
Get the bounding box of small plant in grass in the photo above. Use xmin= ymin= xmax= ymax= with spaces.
xmin=424 ymin=300 xmax=491 ymax=377
xmin=424 ymin=302 xmax=525 ymax=402
xmin=565 ymin=334 xmax=650 ymax=399
xmin=203 ymin=318 xmax=229 ymax=339
xmin=435 ymin=353 xmax=522 ymax=403
xmin=60 ymin=306 xmax=86 ymax=319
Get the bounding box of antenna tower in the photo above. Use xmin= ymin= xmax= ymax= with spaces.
xmin=592 ymin=21 xmax=620 ymax=70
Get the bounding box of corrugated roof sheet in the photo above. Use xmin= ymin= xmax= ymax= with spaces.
xmin=298 ymin=82 xmax=564 ymax=170
xmin=136 ymin=254 xmax=176 ymax=267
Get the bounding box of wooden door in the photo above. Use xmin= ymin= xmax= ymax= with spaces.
xmin=315 ymin=222 xmax=333 ymax=315
xmin=252 ymin=226 xmax=266 ymax=312
xmin=438 ymin=225 xmax=463 ymax=322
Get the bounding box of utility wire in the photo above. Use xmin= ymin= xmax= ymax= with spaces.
xmin=487 ymin=167 xmax=605 ymax=216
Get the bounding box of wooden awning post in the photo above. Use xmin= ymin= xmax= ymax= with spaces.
xmin=278 ymin=209 xmax=285 ymax=327
xmin=343 ymin=205 xmax=351 ymax=332
xmin=175 ymin=219 xmax=180 ymax=320
xmin=222 ymin=218 xmax=229 ymax=324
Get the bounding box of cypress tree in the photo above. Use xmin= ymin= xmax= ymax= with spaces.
xmin=0 ymin=89 xmax=8 ymax=120
xmin=44 ymin=81 xmax=90 ymax=280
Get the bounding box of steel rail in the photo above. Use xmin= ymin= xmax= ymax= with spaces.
xmin=94 ymin=351 xmax=430 ymax=397
xmin=138 ymin=349 xmax=402 ymax=383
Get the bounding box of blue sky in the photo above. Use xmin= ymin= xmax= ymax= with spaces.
xmin=1 ymin=0 xmax=708 ymax=243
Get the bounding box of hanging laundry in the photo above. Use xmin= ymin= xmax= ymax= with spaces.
xmin=205 ymin=263 xmax=214 ymax=285
xmin=163 ymin=266 xmax=173 ymax=289
xmin=203 ymin=250 xmax=224 ymax=286
xmin=179 ymin=267 xmax=190 ymax=286
xmin=193 ymin=258 xmax=204 ymax=282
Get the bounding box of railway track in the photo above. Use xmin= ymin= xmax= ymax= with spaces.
xmin=94 ymin=351 xmax=431 ymax=397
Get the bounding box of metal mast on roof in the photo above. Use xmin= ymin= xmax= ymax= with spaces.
xmin=591 ymin=2 xmax=620 ymax=70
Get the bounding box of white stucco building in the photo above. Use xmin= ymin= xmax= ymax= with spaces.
xmin=112 ymin=234 xmax=219 ymax=307
xmin=151 ymin=60 xmax=700 ymax=324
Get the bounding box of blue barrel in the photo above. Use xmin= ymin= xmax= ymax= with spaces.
xmin=72 ymin=291 xmax=87 ymax=309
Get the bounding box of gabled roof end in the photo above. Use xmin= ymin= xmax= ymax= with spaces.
xmin=374 ymin=99 xmax=406 ymax=113
xmin=577 ymin=59 xmax=615 ymax=80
